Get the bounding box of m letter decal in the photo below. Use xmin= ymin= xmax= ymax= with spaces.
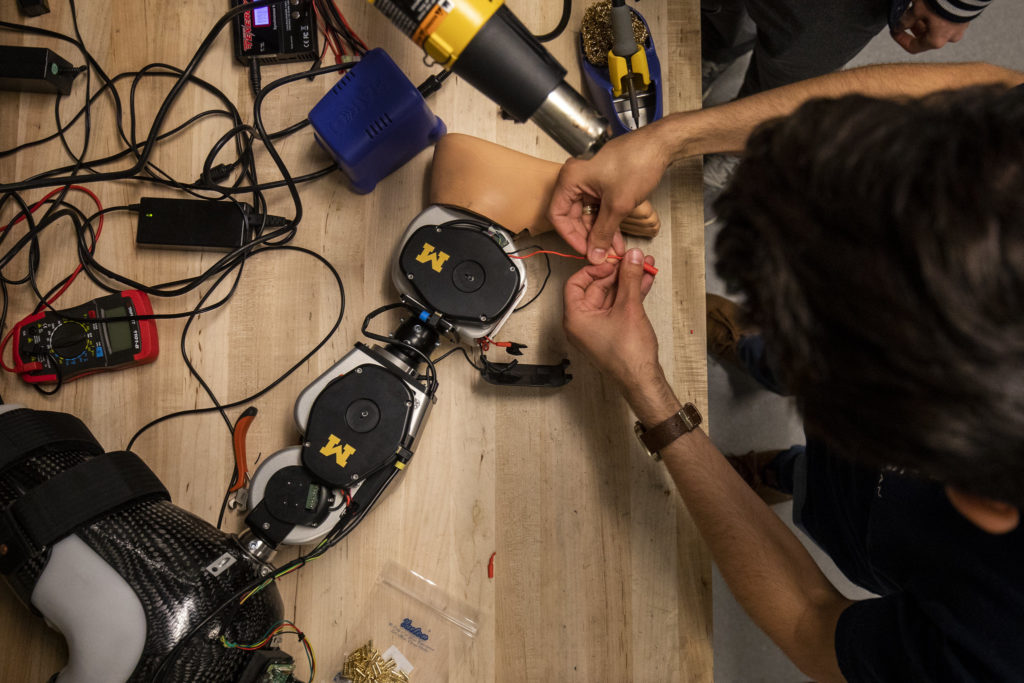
xmin=415 ymin=242 xmax=450 ymax=273
xmin=320 ymin=434 xmax=355 ymax=468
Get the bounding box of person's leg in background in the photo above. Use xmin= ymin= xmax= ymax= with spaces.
xmin=708 ymin=294 xmax=804 ymax=494
xmin=701 ymin=0 xmax=757 ymax=92
xmin=738 ymin=0 xmax=891 ymax=96
xmin=731 ymin=334 xmax=807 ymax=505
xmin=701 ymin=0 xmax=892 ymax=98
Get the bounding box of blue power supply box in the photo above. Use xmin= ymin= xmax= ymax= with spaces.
xmin=309 ymin=49 xmax=447 ymax=194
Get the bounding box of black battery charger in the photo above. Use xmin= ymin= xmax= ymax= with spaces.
xmin=0 ymin=45 xmax=80 ymax=95
xmin=136 ymin=197 xmax=251 ymax=251
xmin=231 ymin=0 xmax=318 ymax=64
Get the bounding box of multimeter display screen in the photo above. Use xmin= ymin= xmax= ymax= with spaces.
xmin=102 ymin=304 xmax=132 ymax=351
xmin=252 ymin=6 xmax=271 ymax=26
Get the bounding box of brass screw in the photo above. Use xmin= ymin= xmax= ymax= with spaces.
xmin=342 ymin=641 xmax=409 ymax=682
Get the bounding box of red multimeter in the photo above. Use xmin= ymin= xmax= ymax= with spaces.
xmin=12 ymin=290 xmax=159 ymax=384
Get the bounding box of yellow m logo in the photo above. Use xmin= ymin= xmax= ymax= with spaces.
xmin=320 ymin=434 xmax=356 ymax=468
xmin=415 ymin=242 xmax=450 ymax=273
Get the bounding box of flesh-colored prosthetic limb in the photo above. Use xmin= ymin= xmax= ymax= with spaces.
xmin=429 ymin=133 xmax=661 ymax=238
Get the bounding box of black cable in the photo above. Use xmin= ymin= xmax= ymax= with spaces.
xmin=44 ymin=203 xmax=293 ymax=306
xmin=359 ymin=301 xmax=440 ymax=395
xmin=125 ymin=244 xmax=346 ymax=451
xmin=216 ymin=482 xmax=235 ymax=531
xmin=23 ymin=207 xmax=91 ymax=308
xmin=2 ymin=64 xmax=314 ymax=189
xmin=433 ymin=344 xmax=482 ymax=371
xmin=511 ymin=246 xmax=552 ymax=312
xmin=248 ymin=62 xmax=357 ymax=233
xmin=27 ymin=1 xmax=95 ymax=242
xmin=32 ymin=351 xmax=64 ymax=396
xmin=177 ymin=246 xmax=252 ymax=436
xmin=55 ymin=0 xmax=94 ymax=175
xmin=534 ymin=0 xmax=572 ymax=43
xmin=0 ymin=192 xmax=46 ymax=286
xmin=0 ymin=10 xmax=107 ymax=175
xmin=123 ymin=64 xmax=253 ymax=204
xmin=314 ymin=0 xmax=368 ymax=56
xmin=0 ymin=25 xmax=269 ymax=235
xmin=4 ymin=61 xmax=325 ymax=208
xmin=0 ymin=278 xmax=7 ymax=344
xmin=0 ymin=0 xmax=278 ymax=192
xmin=6 ymin=68 xmax=239 ymax=180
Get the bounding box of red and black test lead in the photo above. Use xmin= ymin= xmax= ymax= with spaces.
xmin=0 ymin=185 xmax=106 ymax=374
xmin=510 ymin=249 xmax=658 ymax=276
xmin=477 ymin=336 xmax=526 ymax=355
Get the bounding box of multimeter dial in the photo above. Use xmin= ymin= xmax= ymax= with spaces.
xmin=48 ymin=321 xmax=94 ymax=362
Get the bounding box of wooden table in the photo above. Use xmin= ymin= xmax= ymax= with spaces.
xmin=0 ymin=1 xmax=708 ymax=680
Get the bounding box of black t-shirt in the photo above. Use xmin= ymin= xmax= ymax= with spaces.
xmin=798 ymin=437 xmax=1024 ymax=682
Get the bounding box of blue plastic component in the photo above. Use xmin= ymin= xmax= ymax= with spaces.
xmin=309 ymin=49 xmax=447 ymax=194
xmin=579 ymin=9 xmax=663 ymax=138
xmin=418 ymin=311 xmax=430 ymax=322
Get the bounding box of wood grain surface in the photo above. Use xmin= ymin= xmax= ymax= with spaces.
xmin=0 ymin=1 xmax=708 ymax=681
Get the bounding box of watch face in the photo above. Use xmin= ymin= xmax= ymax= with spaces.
xmin=682 ymin=403 xmax=702 ymax=428
xmin=633 ymin=421 xmax=661 ymax=460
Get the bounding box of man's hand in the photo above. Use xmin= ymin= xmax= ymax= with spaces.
xmin=892 ymin=1 xmax=970 ymax=54
xmin=563 ymin=249 xmax=661 ymax=391
xmin=549 ymin=126 xmax=672 ymax=265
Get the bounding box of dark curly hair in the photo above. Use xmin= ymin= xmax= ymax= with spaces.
xmin=714 ymin=85 xmax=1024 ymax=507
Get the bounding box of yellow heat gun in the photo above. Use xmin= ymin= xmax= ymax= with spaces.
xmin=367 ymin=0 xmax=610 ymax=157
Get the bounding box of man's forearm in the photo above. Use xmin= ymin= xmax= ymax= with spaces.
xmin=626 ymin=380 xmax=852 ymax=682
xmin=646 ymin=62 xmax=1024 ymax=160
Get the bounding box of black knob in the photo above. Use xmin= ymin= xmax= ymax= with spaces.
xmin=49 ymin=322 xmax=88 ymax=359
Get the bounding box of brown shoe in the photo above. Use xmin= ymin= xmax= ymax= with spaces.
xmin=706 ymin=293 xmax=757 ymax=367
xmin=726 ymin=450 xmax=792 ymax=505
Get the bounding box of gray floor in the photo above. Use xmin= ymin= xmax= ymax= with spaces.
xmin=704 ymin=6 xmax=1024 ymax=682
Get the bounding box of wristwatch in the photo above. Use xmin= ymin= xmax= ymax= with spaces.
xmin=633 ymin=403 xmax=703 ymax=461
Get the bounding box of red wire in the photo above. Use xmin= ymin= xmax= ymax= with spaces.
xmin=313 ymin=2 xmax=343 ymax=61
xmin=511 ymin=249 xmax=659 ymax=275
xmin=331 ymin=0 xmax=369 ymax=53
xmin=0 ymin=331 xmax=18 ymax=373
xmin=477 ymin=335 xmax=515 ymax=351
xmin=509 ymin=249 xmax=584 ymax=261
xmin=0 ymin=185 xmax=104 ymax=373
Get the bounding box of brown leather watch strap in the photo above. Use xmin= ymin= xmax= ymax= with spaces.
xmin=635 ymin=403 xmax=703 ymax=459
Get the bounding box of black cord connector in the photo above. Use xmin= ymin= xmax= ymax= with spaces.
xmin=417 ymin=69 xmax=452 ymax=98
xmin=200 ymin=163 xmax=235 ymax=185
xmin=534 ymin=0 xmax=572 ymax=43
xmin=248 ymin=58 xmax=261 ymax=97
xmin=250 ymin=213 xmax=290 ymax=230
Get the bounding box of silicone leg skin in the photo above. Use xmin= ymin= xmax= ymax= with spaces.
xmin=429 ymin=133 xmax=660 ymax=238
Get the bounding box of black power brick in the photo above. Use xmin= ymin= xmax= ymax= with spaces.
xmin=16 ymin=0 xmax=50 ymax=17
xmin=136 ymin=197 xmax=253 ymax=252
xmin=0 ymin=45 xmax=80 ymax=95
